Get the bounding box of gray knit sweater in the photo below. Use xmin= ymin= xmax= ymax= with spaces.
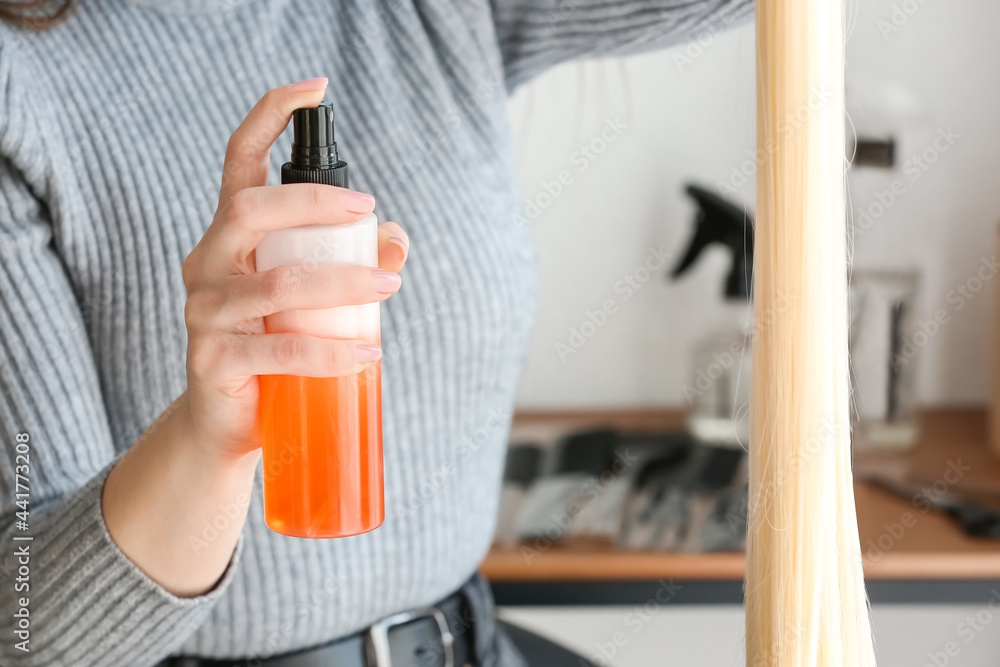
xmin=0 ymin=1 xmax=751 ymax=665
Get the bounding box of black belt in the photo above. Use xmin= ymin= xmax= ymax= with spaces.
xmin=163 ymin=588 xmax=477 ymax=667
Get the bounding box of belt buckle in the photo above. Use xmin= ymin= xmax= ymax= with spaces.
xmin=366 ymin=606 xmax=455 ymax=667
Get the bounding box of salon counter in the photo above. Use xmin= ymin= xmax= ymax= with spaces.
xmin=482 ymin=409 xmax=1000 ymax=606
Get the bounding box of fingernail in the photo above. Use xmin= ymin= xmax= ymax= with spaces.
xmin=371 ymin=270 xmax=402 ymax=294
xmin=356 ymin=344 xmax=383 ymax=363
xmin=388 ymin=236 xmax=409 ymax=257
xmin=342 ymin=189 xmax=376 ymax=214
xmin=292 ymin=77 xmax=328 ymax=92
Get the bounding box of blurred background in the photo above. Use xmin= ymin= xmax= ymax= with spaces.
xmin=485 ymin=1 xmax=1000 ymax=665
xmin=514 ymin=1 xmax=996 ymax=410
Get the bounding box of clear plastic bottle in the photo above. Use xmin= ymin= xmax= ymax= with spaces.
xmin=255 ymin=103 xmax=383 ymax=538
xmin=686 ymin=308 xmax=752 ymax=448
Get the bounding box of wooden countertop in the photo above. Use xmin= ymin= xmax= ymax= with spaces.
xmin=481 ymin=409 xmax=1000 ymax=582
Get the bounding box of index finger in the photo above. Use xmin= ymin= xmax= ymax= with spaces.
xmin=217 ymin=77 xmax=329 ymax=210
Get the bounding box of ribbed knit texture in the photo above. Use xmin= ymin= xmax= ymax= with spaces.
xmin=0 ymin=1 xmax=752 ymax=665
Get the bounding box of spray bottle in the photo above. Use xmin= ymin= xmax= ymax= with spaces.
xmin=671 ymin=184 xmax=754 ymax=448
xmin=255 ymin=102 xmax=384 ymax=538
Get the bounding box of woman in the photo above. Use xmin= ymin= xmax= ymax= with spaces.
xmin=0 ymin=1 xmax=751 ymax=665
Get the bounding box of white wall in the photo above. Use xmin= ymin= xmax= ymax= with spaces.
xmin=511 ymin=0 xmax=1000 ymax=409
xmin=501 ymin=604 xmax=1000 ymax=667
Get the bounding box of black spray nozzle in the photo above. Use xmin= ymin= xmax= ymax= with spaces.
xmin=281 ymin=101 xmax=349 ymax=187
xmin=670 ymin=184 xmax=754 ymax=300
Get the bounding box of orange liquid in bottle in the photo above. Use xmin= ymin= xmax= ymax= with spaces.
xmin=259 ymin=362 xmax=384 ymax=538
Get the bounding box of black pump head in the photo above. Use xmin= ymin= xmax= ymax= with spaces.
xmin=670 ymin=184 xmax=754 ymax=300
xmin=281 ymin=101 xmax=349 ymax=187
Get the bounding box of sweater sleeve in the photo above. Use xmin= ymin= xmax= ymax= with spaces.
xmin=0 ymin=50 xmax=241 ymax=667
xmin=488 ymin=0 xmax=754 ymax=89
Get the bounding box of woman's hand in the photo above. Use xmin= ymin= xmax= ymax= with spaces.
xmin=180 ymin=78 xmax=409 ymax=461
xmin=104 ymin=79 xmax=410 ymax=597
